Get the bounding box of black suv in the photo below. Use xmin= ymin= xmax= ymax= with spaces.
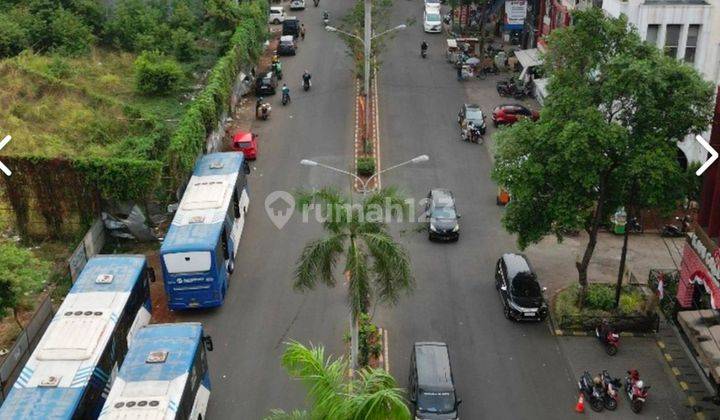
xmin=495 ymin=253 xmax=548 ymax=321
xmin=282 ymin=17 xmax=300 ymax=38
xmin=409 ymin=342 xmax=461 ymax=419
xmin=426 ymin=189 xmax=460 ymax=241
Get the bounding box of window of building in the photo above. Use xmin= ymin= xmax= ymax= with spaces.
xmin=685 ymin=25 xmax=700 ymax=63
xmin=665 ymin=25 xmax=681 ymax=58
xmin=646 ymin=24 xmax=659 ymax=47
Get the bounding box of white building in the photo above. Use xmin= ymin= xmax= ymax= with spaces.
xmin=603 ymin=0 xmax=720 ymax=164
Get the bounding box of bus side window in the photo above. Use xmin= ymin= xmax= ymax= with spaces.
xmin=221 ymin=228 xmax=229 ymax=260
xmin=233 ymin=189 xmax=240 ymax=218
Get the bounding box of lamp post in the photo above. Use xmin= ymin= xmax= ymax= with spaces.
xmin=301 ymin=154 xmax=428 ymax=196
xmin=300 ymin=154 xmax=429 ymax=371
xmin=325 ymin=23 xmax=406 ymax=141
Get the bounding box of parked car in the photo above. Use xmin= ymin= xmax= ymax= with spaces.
xmin=255 ymin=71 xmax=277 ymax=96
xmin=268 ymin=6 xmax=286 ymax=24
xmin=409 ymin=342 xmax=461 ymax=420
xmin=423 ymin=6 xmax=442 ymax=33
xmin=492 ymin=104 xmax=539 ymax=126
xmin=282 ymin=17 xmax=301 ymax=38
xmin=457 ymin=103 xmax=486 ymax=134
xmin=232 ymin=131 xmax=258 ymax=160
xmin=426 ymin=189 xmax=460 ymax=241
xmin=277 ymin=35 xmax=297 ymax=56
xmin=424 ymin=0 xmax=441 ymax=6
xmin=289 ymin=0 xmax=306 ymax=10
xmin=495 ymin=253 xmax=548 ymax=321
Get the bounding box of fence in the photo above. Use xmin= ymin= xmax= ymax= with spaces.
xmin=0 ymin=296 xmax=54 ymax=403
xmin=558 ymin=312 xmax=661 ymax=333
xmin=68 ymin=218 xmax=106 ymax=282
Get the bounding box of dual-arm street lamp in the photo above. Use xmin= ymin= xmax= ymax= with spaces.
xmin=325 ymin=23 xmax=407 ymax=139
xmin=300 ymin=154 xmax=429 ymax=196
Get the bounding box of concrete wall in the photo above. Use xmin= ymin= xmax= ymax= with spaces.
xmin=205 ymin=71 xmax=253 ymax=153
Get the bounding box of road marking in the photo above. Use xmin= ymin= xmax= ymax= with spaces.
xmin=696 ymin=134 xmax=718 ymax=176
xmin=657 ymin=340 xmax=666 ymax=349
xmin=680 ymin=381 xmax=689 ymax=390
xmin=672 ymin=367 xmax=681 ymax=376
xmin=688 ymin=396 xmax=697 ymax=406
xmin=0 ymin=135 xmax=12 ymax=176
xmin=665 ymin=353 xmax=673 ymax=362
xmin=696 ymin=412 xmax=705 ymax=420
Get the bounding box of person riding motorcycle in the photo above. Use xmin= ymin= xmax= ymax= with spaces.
xmin=302 ymin=70 xmax=312 ymax=87
xmin=256 ymin=96 xmax=264 ymax=118
xmin=281 ymin=83 xmax=290 ymax=103
xmin=272 ymin=54 xmax=279 ymax=65
xmin=322 ymin=10 xmax=329 ymax=22
xmin=598 ymin=318 xmax=612 ymax=344
xmin=628 ymin=369 xmax=640 ymax=383
xmin=421 ymin=41 xmax=428 ymax=54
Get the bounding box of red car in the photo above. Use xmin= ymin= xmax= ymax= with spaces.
xmin=232 ymin=131 xmax=258 ymax=159
xmin=492 ymin=104 xmax=539 ymax=126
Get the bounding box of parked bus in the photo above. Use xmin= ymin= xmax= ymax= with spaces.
xmin=0 ymin=255 xmax=154 ymax=419
xmin=160 ymin=152 xmax=250 ymax=310
xmin=99 ymin=323 xmax=213 ymax=420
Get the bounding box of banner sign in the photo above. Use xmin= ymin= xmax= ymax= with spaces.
xmin=504 ymin=0 xmax=527 ymax=29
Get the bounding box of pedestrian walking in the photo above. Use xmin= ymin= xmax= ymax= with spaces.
xmin=300 ymin=24 xmax=306 ymax=40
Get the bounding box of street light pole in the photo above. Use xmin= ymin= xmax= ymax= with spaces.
xmin=300 ymin=154 xmax=429 ymax=372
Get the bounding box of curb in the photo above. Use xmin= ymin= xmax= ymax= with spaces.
xmin=656 ymin=337 xmax=712 ymax=419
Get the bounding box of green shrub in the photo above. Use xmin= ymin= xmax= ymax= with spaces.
xmin=585 ymin=284 xmax=615 ymax=311
xmin=49 ymin=7 xmax=94 ymax=55
xmin=357 ymin=157 xmax=376 ymax=177
xmin=46 ymin=56 xmax=73 ymax=79
xmin=134 ymin=51 xmax=184 ymax=95
xmin=172 ymin=28 xmax=197 ymax=61
xmin=0 ymin=241 xmax=51 ymax=323
xmin=0 ymin=13 xmax=29 ymax=57
xmin=619 ymin=292 xmax=644 ymax=314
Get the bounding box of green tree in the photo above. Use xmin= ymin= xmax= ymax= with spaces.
xmin=0 ymin=242 xmax=50 ymax=328
xmin=294 ymin=187 xmax=413 ymax=370
xmin=491 ymin=9 xmax=713 ymax=305
xmin=134 ymin=50 xmax=185 ymax=95
xmin=266 ymin=341 xmax=411 ymax=420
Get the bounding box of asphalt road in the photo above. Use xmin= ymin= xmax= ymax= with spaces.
xmin=373 ymin=1 xmax=582 ymax=419
xmin=173 ymin=2 xmax=361 ymax=417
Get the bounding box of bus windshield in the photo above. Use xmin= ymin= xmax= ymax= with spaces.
xmin=163 ymin=251 xmax=212 ymax=274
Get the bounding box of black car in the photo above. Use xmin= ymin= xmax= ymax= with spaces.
xmin=495 ymin=253 xmax=548 ymax=321
xmin=277 ymin=35 xmax=297 ymax=56
xmin=426 ymin=189 xmax=460 ymax=241
xmin=457 ymin=103 xmax=486 ymax=134
xmin=409 ymin=342 xmax=461 ymax=419
xmin=282 ymin=17 xmax=300 ymax=38
xmin=255 ymin=71 xmax=277 ymax=96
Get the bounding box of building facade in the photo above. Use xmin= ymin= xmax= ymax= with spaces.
xmin=603 ymin=0 xmax=720 ymax=163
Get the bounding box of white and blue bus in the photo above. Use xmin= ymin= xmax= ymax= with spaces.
xmin=160 ymin=152 xmax=249 ymax=310
xmin=0 ymin=255 xmax=153 ymax=419
xmin=99 ymin=323 xmax=213 ymax=420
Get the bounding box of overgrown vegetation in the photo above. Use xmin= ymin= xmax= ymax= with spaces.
xmin=356 ymin=157 xmax=376 ymax=177
xmin=0 ymin=241 xmax=51 ymax=328
xmin=0 ymin=0 xmax=269 ymax=239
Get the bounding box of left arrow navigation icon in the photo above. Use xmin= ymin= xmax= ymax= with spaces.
xmin=0 ymin=135 xmax=12 ymax=176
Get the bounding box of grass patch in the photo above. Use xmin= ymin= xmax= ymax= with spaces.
xmin=554 ymin=283 xmax=647 ymax=319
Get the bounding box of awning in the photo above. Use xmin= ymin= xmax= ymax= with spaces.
xmin=514 ymin=48 xmax=542 ymax=69
xmin=533 ymin=78 xmax=549 ymax=106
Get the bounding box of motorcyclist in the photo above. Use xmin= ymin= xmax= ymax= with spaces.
xmin=598 ymin=318 xmax=612 ymax=344
xmin=302 ymin=70 xmax=312 ymax=88
xmin=323 ymin=10 xmax=329 ymax=22
xmin=300 ymin=24 xmax=306 ymax=40
xmin=627 ymin=369 xmax=640 ymax=383
xmin=272 ymin=60 xmax=282 ymax=78
xmin=421 ymin=41 xmax=428 ymax=54
xmin=256 ymin=96 xmax=264 ymax=118
xmin=281 ymin=83 xmax=290 ymax=103
xmin=313 ymin=0 xmax=319 ymax=6
xmin=272 ymin=54 xmax=279 ymax=65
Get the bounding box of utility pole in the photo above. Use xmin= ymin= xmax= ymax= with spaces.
xmin=364 ymin=0 xmax=372 ymax=142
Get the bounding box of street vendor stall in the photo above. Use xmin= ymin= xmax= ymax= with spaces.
xmin=446 ymin=39 xmax=459 ymax=63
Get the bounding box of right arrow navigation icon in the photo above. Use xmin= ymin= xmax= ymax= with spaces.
xmin=696 ymin=134 xmax=718 ymax=176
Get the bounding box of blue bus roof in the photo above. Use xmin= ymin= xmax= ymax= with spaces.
xmin=193 ymin=152 xmax=244 ymax=177
xmin=70 ymin=255 xmax=147 ymax=293
xmin=161 ymin=152 xmax=245 ymax=255
xmin=0 ymin=388 xmax=84 ymax=419
xmin=118 ymin=323 xmax=203 ymax=382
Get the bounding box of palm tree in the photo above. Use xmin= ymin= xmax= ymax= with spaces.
xmin=294 ymin=187 xmax=414 ymax=370
xmin=265 ymin=341 xmax=411 ymax=420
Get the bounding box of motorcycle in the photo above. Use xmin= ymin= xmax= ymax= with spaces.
xmin=302 ymin=77 xmax=311 ymax=91
xmin=421 ymin=49 xmax=427 ymax=59
xmin=258 ymin=102 xmax=271 ymax=120
xmin=578 ymin=371 xmax=605 ymax=412
xmin=282 ymin=91 xmax=290 ymax=106
xmin=323 ymin=12 xmax=329 ymax=26
xmin=661 ymin=215 xmax=692 ymax=237
xmin=627 ymin=216 xmax=643 ymax=233
xmin=595 ymin=324 xmax=620 ymax=356
xmin=625 ymin=371 xmax=650 ymax=413
xmin=461 ymin=125 xmax=482 ymax=144
xmin=600 ymin=370 xmax=621 ymax=410
xmin=313 ymin=0 xmax=319 ymax=6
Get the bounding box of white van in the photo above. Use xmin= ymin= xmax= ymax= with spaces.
xmin=268 ymin=6 xmax=286 ymax=24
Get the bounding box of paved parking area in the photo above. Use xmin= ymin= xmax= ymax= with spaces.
xmin=558 ymin=335 xmax=693 ymax=418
